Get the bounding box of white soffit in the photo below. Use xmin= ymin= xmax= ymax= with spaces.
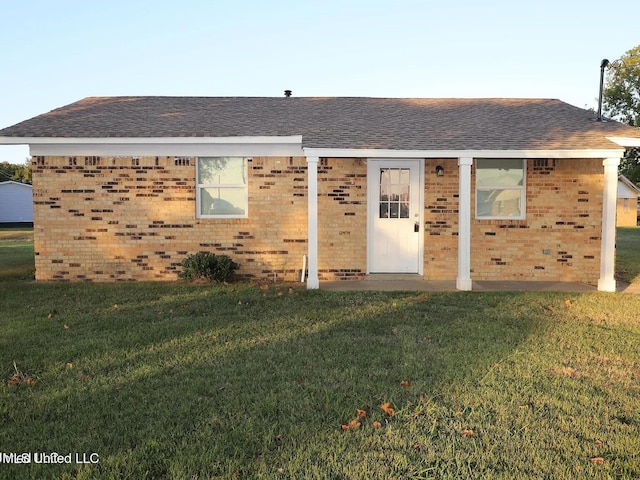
xmin=0 ymin=136 xmax=305 ymax=157
xmin=607 ymin=136 xmax=640 ymax=148
xmin=303 ymin=147 xmax=626 ymax=159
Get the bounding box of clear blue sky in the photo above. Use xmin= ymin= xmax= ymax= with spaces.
xmin=1 ymin=0 xmax=638 ymax=163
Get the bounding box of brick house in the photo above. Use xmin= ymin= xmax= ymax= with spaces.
xmin=617 ymin=174 xmax=640 ymax=227
xmin=1 ymin=96 xmax=640 ymax=291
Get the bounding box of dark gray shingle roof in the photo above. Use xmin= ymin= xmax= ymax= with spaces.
xmin=1 ymin=96 xmax=639 ymax=150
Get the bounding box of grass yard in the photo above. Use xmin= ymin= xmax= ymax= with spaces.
xmin=0 ymin=229 xmax=639 ymax=479
xmin=0 ymin=228 xmax=34 ymax=281
xmin=616 ymin=227 xmax=640 ymax=284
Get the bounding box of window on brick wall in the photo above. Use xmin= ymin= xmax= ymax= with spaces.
xmin=476 ymin=159 xmax=526 ymax=219
xmin=197 ymin=157 xmax=248 ymax=218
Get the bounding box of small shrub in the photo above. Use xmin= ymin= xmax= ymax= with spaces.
xmin=179 ymin=252 xmax=239 ymax=283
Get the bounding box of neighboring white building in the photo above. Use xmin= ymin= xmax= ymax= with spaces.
xmin=0 ymin=180 xmax=33 ymax=224
xmin=617 ymin=174 xmax=640 ymax=227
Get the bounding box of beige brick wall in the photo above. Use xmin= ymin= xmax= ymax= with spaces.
xmin=468 ymin=158 xmax=603 ymax=283
xmin=422 ymin=158 xmax=603 ymax=284
xmin=32 ymin=155 xmax=605 ymax=285
xmin=317 ymin=158 xmax=367 ymax=280
xmin=33 ymin=155 xmax=309 ymax=282
xmin=423 ymin=159 xmax=460 ymax=279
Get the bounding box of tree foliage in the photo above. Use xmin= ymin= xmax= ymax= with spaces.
xmin=603 ymin=45 xmax=640 ymax=127
xmin=0 ymin=161 xmax=32 ymax=184
xmin=603 ymin=45 xmax=640 ymax=185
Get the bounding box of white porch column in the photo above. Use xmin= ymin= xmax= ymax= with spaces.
xmin=457 ymin=157 xmax=473 ymax=290
xmin=597 ymin=157 xmax=621 ymax=292
xmin=306 ymin=155 xmax=320 ymax=289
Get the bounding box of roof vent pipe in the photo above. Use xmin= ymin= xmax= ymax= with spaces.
xmin=596 ymin=59 xmax=609 ymax=122
xmin=284 ymin=90 xmax=292 ymax=97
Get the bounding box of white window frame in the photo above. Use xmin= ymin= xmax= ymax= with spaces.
xmin=196 ymin=157 xmax=248 ymax=219
xmin=475 ymin=159 xmax=526 ymax=220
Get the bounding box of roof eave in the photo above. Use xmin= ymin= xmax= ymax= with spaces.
xmin=303 ymin=147 xmax=626 ymax=159
xmin=606 ymin=136 xmax=640 ymax=148
xmin=0 ymin=136 xmax=305 ymax=158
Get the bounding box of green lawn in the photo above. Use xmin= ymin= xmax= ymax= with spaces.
xmin=1 ymin=229 xmax=639 ymax=479
xmin=616 ymin=227 xmax=640 ymax=284
xmin=0 ymin=228 xmax=34 ymax=281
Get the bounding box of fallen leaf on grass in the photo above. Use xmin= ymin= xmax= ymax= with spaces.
xmin=8 ymin=363 xmax=36 ymax=387
xmin=372 ymin=421 xmax=382 ymax=428
xmin=341 ymin=424 xmax=350 ymax=431
xmin=47 ymin=309 xmax=57 ymax=319
xmin=63 ymin=324 xmax=70 ymax=330
xmin=400 ymin=380 xmax=412 ymax=387
xmin=462 ymin=429 xmax=475 ymax=437
xmin=381 ymin=402 xmax=395 ymax=416
xmin=349 ymin=420 xmax=361 ymax=428
xmin=565 ymin=298 xmax=573 ymax=308
xmin=595 ymin=439 xmax=603 ymax=446
xmin=356 ymin=409 xmax=367 ymax=419
xmin=591 ymin=457 xmax=604 ymax=465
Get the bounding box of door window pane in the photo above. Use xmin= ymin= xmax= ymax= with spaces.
xmin=379 ymin=168 xmax=410 ymax=219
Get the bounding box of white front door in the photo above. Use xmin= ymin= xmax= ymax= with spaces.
xmin=368 ymin=160 xmax=423 ymax=273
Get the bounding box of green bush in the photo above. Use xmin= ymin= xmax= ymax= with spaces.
xmin=178 ymin=252 xmax=239 ymax=283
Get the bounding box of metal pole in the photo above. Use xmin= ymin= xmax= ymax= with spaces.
xmin=597 ymin=59 xmax=609 ymax=121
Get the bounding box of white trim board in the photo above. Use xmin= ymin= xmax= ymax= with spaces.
xmin=607 ymin=136 xmax=640 ymax=148
xmin=1 ymin=135 xmax=626 ymax=160
xmin=0 ymin=136 xmax=305 ymax=158
xmin=27 ymin=143 xmax=304 ymax=158
xmin=303 ymin=147 xmax=626 ymax=159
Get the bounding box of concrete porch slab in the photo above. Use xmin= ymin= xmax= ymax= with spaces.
xmin=319 ymin=275 xmax=636 ymax=293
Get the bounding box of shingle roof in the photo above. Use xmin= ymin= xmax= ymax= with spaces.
xmin=1 ymin=96 xmax=639 ymax=150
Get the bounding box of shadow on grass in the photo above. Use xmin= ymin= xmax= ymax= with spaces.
xmin=0 ymin=284 xmax=558 ymax=479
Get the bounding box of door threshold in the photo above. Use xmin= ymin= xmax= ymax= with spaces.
xmin=366 ymin=274 xmax=423 ymax=281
